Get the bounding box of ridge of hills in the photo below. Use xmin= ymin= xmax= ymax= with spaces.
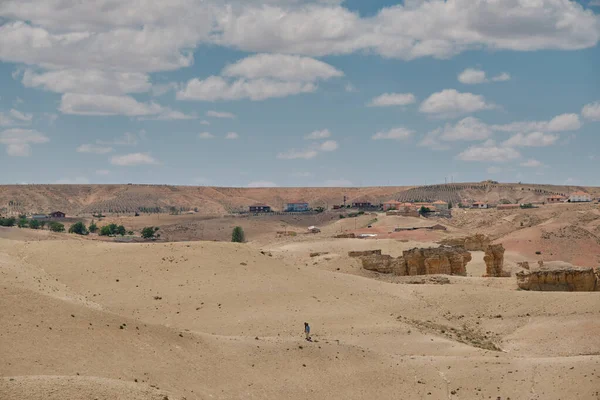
xmin=0 ymin=182 xmax=597 ymax=216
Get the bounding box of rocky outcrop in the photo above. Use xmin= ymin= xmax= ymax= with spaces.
xmin=353 ymin=246 xmax=471 ymax=276
xmin=516 ymin=264 xmax=600 ymax=291
xmin=439 ymin=234 xmax=491 ymax=251
xmin=517 ymin=261 xmax=530 ymax=270
xmin=484 ymin=244 xmax=509 ymax=277
xmin=310 ymin=252 xmax=329 ymax=258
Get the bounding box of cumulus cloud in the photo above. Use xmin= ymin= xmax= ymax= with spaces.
xmin=438 ymin=117 xmax=492 ymax=141
xmin=76 ymin=144 xmax=113 ymax=154
xmin=492 ymin=113 xmax=581 ymax=133
xmin=198 ymin=132 xmax=215 ymax=139
xmin=247 ymin=181 xmax=278 ymax=188
xmin=521 ymin=159 xmax=544 ymax=168
xmin=277 ymin=149 xmax=319 ymax=160
xmin=582 ymin=101 xmax=600 ymax=121
xmin=177 ymin=76 xmax=316 ymax=101
xmin=206 ymin=110 xmax=236 ymax=119
xmin=372 ymin=127 xmax=413 ymax=141
xmin=502 ymin=132 xmax=559 ymax=147
xmin=305 ymin=129 xmax=331 ymax=139
xmin=456 ymin=140 xmax=521 ymax=162
xmin=0 ymin=128 xmax=49 ymax=156
xmin=419 ymin=89 xmax=496 ymax=118
xmin=222 ymin=53 xmax=343 ymax=82
xmin=9 ymin=109 xmax=33 ymax=122
xmin=225 ymin=132 xmax=239 ymax=140
xmin=458 ymin=68 xmax=511 ymax=84
xmin=368 ymin=93 xmax=416 ymax=107
xmin=318 ymin=140 xmax=338 ymax=152
xmin=110 ymin=152 xmax=158 ymax=166
xmin=417 ymin=129 xmax=451 ymax=151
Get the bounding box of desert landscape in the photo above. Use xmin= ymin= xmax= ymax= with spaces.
xmin=1 ymin=183 xmax=600 ymax=400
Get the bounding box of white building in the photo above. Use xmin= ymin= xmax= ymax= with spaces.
xmin=569 ymin=191 xmax=592 ymax=202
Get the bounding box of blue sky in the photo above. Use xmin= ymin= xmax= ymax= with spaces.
xmin=0 ymin=0 xmax=599 ymax=187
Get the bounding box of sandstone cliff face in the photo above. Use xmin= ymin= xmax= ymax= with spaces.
xmin=351 ymin=246 xmax=471 ymax=276
xmin=439 ymin=234 xmax=491 ymax=251
xmin=484 ymin=244 xmax=508 ymax=277
xmin=516 ymin=265 xmax=600 ymax=292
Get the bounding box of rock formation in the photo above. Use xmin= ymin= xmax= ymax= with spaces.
xmin=351 ymin=246 xmax=471 ymax=276
xmin=483 ymin=244 xmax=508 ymax=277
xmin=439 ymin=234 xmax=491 ymax=251
xmin=516 ymin=264 xmax=600 ymax=291
xmin=517 ymin=261 xmax=530 ymax=270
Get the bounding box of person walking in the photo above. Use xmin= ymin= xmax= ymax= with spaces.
xmin=304 ymin=322 xmax=311 ymax=341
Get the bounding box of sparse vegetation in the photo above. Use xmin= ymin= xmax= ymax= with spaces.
xmin=17 ymin=218 xmax=29 ymax=228
xmin=88 ymin=221 xmax=98 ymax=233
xmin=48 ymin=222 xmax=65 ymax=232
xmin=0 ymin=217 xmax=17 ymax=227
xmin=521 ymin=203 xmax=534 ymax=209
xmin=141 ymin=226 xmax=160 ymax=239
xmin=232 ymin=226 xmax=245 ymax=243
xmin=69 ymin=221 xmax=89 ymax=235
xmin=99 ymin=223 xmax=127 ymax=237
xmin=28 ymin=219 xmax=41 ymax=229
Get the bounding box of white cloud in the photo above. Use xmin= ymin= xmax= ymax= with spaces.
xmin=457 ymin=140 xmax=521 ymax=162
xmin=151 ymin=82 xmax=179 ymax=97
xmin=96 ymin=169 xmax=110 ymax=175
xmin=206 ymin=110 xmax=236 ymax=119
xmin=520 ymin=159 xmax=544 ymax=168
xmin=247 ymin=181 xmax=278 ymax=188
xmin=503 ymin=132 xmax=559 ymax=147
xmin=417 ymin=128 xmax=451 ymax=151
xmin=9 ymin=109 xmax=33 ymax=122
xmin=344 ymin=83 xmax=358 ymax=93
xmin=305 ymin=129 xmax=331 ymax=140
xmin=589 ymin=0 xmax=600 ymax=6
xmin=55 ymin=177 xmax=90 ymax=184
xmin=458 ymin=68 xmax=487 ymax=84
xmin=110 ymin=152 xmax=158 ymax=166
xmin=177 ymin=76 xmax=316 ymax=101
xmin=487 ymin=166 xmax=502 ymax=174
xmin=200 ymin=120 xmax=211 ymax=125
xmin=368 ymin=93 xmax=416 ymax=107
xmin=458 ymin=68 xmax=511 ymax=84
xmin=225 ymin=132 xmax=239 ymax=140
xmin=198 ymin=132 xmax=215 ymax=139
xmin=491 ymin=72 xmax=511 ymax=82
xmin=277 ymin=149 xmax=319 ymax=160
xmin=419 ymin=89 xmax=495 ymax=118
xmin=76 ymin=144 xmax=113 ymax=154
xmin=148 ymin=110 xmax=197 ymax=121
xmin=222 ymin=53 xmax=343 ymax=82
xmin=22 ymin=69 xmax=151 ymax=95
xmin=581 ymin=101 xmax=600 ymax=121
xmin=438 ymin=117 xmax=492 ymax=141
xmin=323 ymin=179 xmax=353 ymax=187
xmin=97 ymin=132 xmax=140 ymax=146
xmin=492 ymin=113 xmax=582 ymax=133
xmin=318 ymin=140 xmax=338 ymax=152
xmin=372 ymin=127 xmax=413 ymax=141
xmin=59 ymin=93 xmax=161 ymax=116
xmin=0 ymin=128 xmax=49 ymax=156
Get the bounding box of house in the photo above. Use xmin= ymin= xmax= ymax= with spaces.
xmin=249 ymin=204 xmax=271 ymax=213
xmin=496 ymin=204 xmax=520 ymax=210
xmin=433 ymin=200 xmax=449 ymax=211
xmin=352 ymin=201 xmax=372 ymax=208
xmin=568 ymin=191 xmax=592 ymax=203
xmin=31 ymin=214 xmax=49 ymax=220
xmin=50 ymin=211 xmax=66 ymax=218
xmin=286 ymin=201 xmax=309 ymax=212
xmin=547 ymin=195 xmax=566 ymax=203
xmin=471 ymin=202 xmax=488 ymax=209
xmin=383 ymin=200 xmax=402 ymax=211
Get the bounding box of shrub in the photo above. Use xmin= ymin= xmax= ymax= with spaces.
xmin=48 ymin=222 xmax=65 ymax=232
xmin=88 ymin=221 xmax=98 ymax=233
xmin=232 ymin=226 xmax=245 ymax=243
xmin=29 ymin=219 xmax=41 ymax=229
xmin=127 ymin=230 xmax=134 ymax=236
xmin=520 ymin=203 xmax=534 ymax=209
xmin=419 ymin=206 xmax=432 ymax=214
xmin=69 ymin=221 xmax=88 ymax=235
xmin=0 ymin=217 xmax=16 ymax=227
xmin=99 ymin=225 xmax=113 ymax=236
xmin=339 ymin=214 xmax=346 ymax=219
xmin=141 ymin=226 xmax=160 ymax=239
xmin=17 ymin=218 xmax=29 ymax=228
xmin=116 ymin=225 xmax=126 ymax=236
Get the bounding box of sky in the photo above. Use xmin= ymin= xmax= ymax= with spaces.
xmin=0 ymin=0 xmax=599 ymax=188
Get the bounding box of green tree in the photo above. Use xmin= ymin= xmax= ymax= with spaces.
xmin=48 ymin=222 xmax=65 ymax=232
xmin=419 ymin=206 xmax=432 ymax=214
xmin=448 ymin=201 xmax=453 ymax=209
xmin=39 ymin=220 xmax=47 ymax=229
xmin=29 ymin=219 xmax=41 ymax=229
xmin=69 ymin=221 xmax=89 ymax=235
xmin=231 ymin=226 xmax=245 ymax=243
xmin=141 ymin=226 xmax=160 ymax=239
xmin=17 ymin=218 xmax=29 ymax=228
xmin=99 ymin=225 xmax=112 ymax=236
xmin=0 ymin=217 xmax=16 ymax=227
xmin=88 ymin=221 xmax=98 ymax=233
xmin=116 ymin=225 xmax=127 ymax=236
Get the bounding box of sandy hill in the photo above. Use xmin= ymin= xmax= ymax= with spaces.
xmin=1 ymin=232 xmax=600 ymax=399
xmin=0 ymin=182 xmax=597 ymax=217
